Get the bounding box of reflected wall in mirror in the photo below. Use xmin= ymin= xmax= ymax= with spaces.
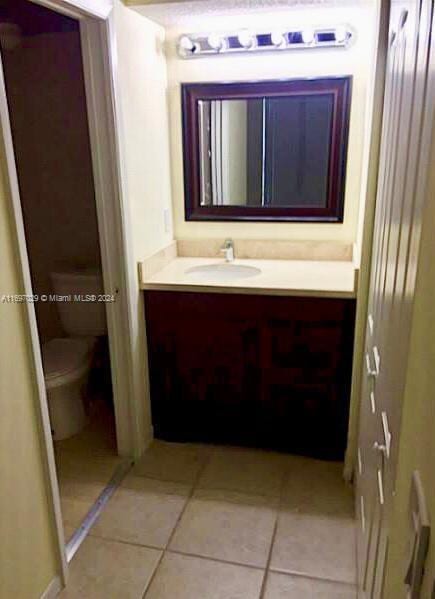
xmin=182 ymin=77 xmax=351 ymax=222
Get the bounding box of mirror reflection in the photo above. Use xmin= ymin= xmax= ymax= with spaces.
xmin=198 ymin=95 xmax=334 ymax=209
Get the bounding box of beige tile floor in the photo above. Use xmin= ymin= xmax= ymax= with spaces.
xmin=60 ymin=442 xmax=357 ymax=598
xmin=54 ymin=402 xmax=123 ymax=542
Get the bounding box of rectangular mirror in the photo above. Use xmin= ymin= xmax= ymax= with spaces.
xmin=182 ymin=77 xmax=351 ymax=222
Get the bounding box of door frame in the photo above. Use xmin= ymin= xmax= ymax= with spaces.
xmin=0 ymin=0 xmax=147 ymax=586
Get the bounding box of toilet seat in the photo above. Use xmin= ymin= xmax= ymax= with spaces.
xmin=42 ymin=338 xmax=93 ymax=388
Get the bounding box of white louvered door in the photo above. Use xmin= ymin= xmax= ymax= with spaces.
xmin=356 ymin=1 xmax=435 ymax=597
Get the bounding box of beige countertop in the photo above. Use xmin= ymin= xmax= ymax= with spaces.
xmin=139 ymin=256 xmax=358 ymax=298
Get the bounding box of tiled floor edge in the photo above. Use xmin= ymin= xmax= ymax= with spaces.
xmin=259 ymin=462 xmax=289 ymax=599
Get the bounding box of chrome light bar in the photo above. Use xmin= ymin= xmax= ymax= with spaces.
xmin=178 ymin=25 xmax=354 ymax=58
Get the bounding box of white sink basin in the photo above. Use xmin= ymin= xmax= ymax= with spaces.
xmin=185 ymin=263 xmax=261 ymax=282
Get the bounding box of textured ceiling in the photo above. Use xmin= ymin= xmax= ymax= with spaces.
xmin=127 ymin=0 xmax=370 ymax=27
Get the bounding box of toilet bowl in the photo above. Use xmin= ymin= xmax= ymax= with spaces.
xmin=43 ymin=337 xmax=94 ymax=441
xmin=41 ymin=268 xmax=107 ymax=440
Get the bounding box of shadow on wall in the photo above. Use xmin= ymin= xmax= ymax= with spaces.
xmin=0 ymin=3 xmax=101 ymax=342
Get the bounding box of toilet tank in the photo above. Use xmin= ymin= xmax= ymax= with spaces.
xmin=51 ymin=269 xmax=107 ymax=337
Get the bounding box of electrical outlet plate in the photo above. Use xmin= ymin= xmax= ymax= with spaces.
xmin=163 ymin=208 xmax=171 ymax=233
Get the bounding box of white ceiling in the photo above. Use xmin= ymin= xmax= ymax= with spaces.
xmin=128 ymin=0 xmax=369 ymax=28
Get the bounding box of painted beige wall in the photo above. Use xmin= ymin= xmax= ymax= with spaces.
xmin=114 ymin=1 xmax=173 ymax=260
xmin=0 ymin=150 xmax=59 ymax=596
xmin=383 ymin=123 xmax=435 ymax=599
xmin=112 ymin=0 xmax=174 ymax=446
xmin=165 ymin=4 xmax=377 ymax=241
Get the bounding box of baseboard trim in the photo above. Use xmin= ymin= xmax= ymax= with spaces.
xmin=40 ymin=575 xmax=62 ymax=599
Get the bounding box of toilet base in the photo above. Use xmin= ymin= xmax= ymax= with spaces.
xmin=47 ymin=371 xmax=88 ymax=441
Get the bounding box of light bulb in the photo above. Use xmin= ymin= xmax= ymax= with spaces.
xmin=238 ymin=30 xmax=255 ymax=49
xmin=301 ymin=28 xmax=315 ymax=44
xmin=179 ymin=36 xmax=196 ymax=53
xmin=335 ymin=26 xmax=347 ymax=43
xmin=271 ymin=31 xmax=286 ymax=47
xmin=208 ymin=33 xmax=225 ymax=51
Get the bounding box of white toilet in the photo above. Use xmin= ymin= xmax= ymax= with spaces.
xmin=42 ymin=268 xmax=107 ymax=441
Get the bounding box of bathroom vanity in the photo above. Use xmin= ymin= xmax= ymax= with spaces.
xmin=141 ymin=249 xmax=357 ymax=460
xmin=141 ymin=74 xmax=356 ymax=459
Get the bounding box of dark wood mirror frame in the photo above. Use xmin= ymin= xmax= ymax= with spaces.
xmin=182 ymin=76 xmax=352 ymax=223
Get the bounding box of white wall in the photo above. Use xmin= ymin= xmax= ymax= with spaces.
xmin=165 ymin=4 xmax=377 ymax=242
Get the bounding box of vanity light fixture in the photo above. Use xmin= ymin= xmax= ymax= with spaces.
xmin=271 ymin=30 xmax=287 ymax=48
xmin=178 ymin=25 xmax=354 ymax=58
xmin=238 ymin=30 xmax=256 ymax=49
xmin=301 ymin=28 xmax=315 ymax=44
xmin=207 ymin=33 xmax=225 ymax=52
xmin=179 ymin=35 xmax=197 ymax=54
xmin=335 ymin=25 xmax=348 ymax=43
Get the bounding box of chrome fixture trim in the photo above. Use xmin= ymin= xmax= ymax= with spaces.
xmin=220 ymin=239 xmax=235 ymax=262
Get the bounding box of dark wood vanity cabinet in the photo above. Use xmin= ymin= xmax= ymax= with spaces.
xmin=144 ymin=291 xmax=356 ymax=460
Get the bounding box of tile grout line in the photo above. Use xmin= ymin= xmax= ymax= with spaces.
xmin=268 ymin=566 xmax=359 ymax=587
xmin=89 ymin=532 xmax=357 ymax=588
xmin=166 ymin=548 xmax=265 ymax=572
xmin=258 ymin=520 xmax=278 ymax=598
xmin=65 ymin=443 xmax=358 ymax=596
xmin=262 ymin=460 xmax=358 ymax=591
xmin=141 ymin=446 xmax=216 ymax=599
xmin=88 ymin=534 xmax=163 ymax=552
xmin=258 ymin=463 xmax=290 ymax=599
xmin=130 ymin=473 xmax=283 ymax=503
xmin=88 ymin=534 xmax=266 ymax=573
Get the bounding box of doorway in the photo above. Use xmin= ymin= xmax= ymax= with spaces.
xmin=0 ymin=0 xmax=134 ymax=567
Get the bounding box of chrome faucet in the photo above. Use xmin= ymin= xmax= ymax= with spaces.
xmin=220 ymin=239 xmax=235 ymax=262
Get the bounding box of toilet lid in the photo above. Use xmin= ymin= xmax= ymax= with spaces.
xmin=42 ymin=338 xmax=91 ymax=380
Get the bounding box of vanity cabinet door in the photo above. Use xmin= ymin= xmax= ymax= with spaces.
xmin=145 ymin=291 xmax=262 ymax=446
xmin=144 ymin=291 xmax=355 ymax=459
xmin=257 ymin=296 xmax=355 ymax=458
